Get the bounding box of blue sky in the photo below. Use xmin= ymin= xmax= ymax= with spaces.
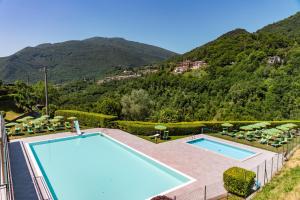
xmin=0 ymin=0 xmax=299 ymax=56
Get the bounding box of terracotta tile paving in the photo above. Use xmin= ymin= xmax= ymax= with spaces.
xmin=14 ymin=128 xmax=278 ymax=200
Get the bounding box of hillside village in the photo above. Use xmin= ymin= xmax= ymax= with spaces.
xmin=173 ymin=60 xmax=207 ymax=74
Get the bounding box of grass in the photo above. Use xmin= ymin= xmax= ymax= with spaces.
xmin=5 ymin=111 xmax=23 ymax=121
xmin=252 ymin=149 xmax=300 ymax=200
xmin=138 ymin=135 xmax=192 ymax=143
xmin=205 ymin=133 xmax=299 ymax=153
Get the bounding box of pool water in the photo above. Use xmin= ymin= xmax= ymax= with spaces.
xmin=29 ymin=133 xmax=191 ymax=200
xmin=187 ymin=138 xmax=255 ymax=160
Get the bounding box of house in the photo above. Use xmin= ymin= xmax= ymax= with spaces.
xmin=267 ymin=56 xmax=283 ymax=65
xmin=191 ymin=61 xmax=207 ymax=70
xmin=174 ymin=60 xmax=207 ymax=73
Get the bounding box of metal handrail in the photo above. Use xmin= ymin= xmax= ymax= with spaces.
xmin=0 ymin=115 xmax=14 ymax=200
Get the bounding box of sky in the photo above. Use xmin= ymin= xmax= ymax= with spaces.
xmin=0 ymin=0 xmax=299 ymax=57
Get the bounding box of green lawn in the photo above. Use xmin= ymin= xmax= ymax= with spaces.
xmin=252 ymin=149 xmax=300 ymax=200
xmin=138 ymin=135 xmax=192 ymax=143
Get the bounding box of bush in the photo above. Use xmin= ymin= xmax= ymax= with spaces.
xmin=116 ymin=121 xmax=205 ymax=136
xmin=55 ymin=110 xmax=117 ymax=127
xmin=223 ymin=167 xmax=256 ymax=197
xmin=151 ymin=196 xmax=173 ymax=200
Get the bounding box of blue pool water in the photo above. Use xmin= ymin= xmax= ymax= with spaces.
xmin=29 ymin=133 xmax=190 ymax=200
xmin=187 ymin=138 xmax=255 ymax=160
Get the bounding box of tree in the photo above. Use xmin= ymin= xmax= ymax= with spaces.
xmin=95 ymin=98 xmax=121 ymax=116
xmin=121 ymin=89 xmax=153 ymax=120
xmin=157 ymin=108 xmax=180 ymax=123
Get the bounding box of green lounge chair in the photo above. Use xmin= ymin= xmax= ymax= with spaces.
xmin=22 ymin=123 xmax=28 ymax=131
xmin=14 ymin=127 xmax=21 ymax=135
xmin=7 ymin=129 xmax=13 ymax=136
xmin=163 ymin=130 xmax=169 ymax=140
xmin=271 ymin=140 xmax=281 ymax=148
xmin=47 ymin=126 xmax=54 ymax=132
xmin=281 ymin=137 xmax=288 ymax=144
xmin=65 ymin=122 xmax=71 ymax=129
xmin=228 ymin=132 xmax=236 ymax=137
xmin=221 ymin=130 xmax=227 ymax=135
xmin=237 ymin=133 xmax=245 ymax=139
xmin=27 ymin=127 xmax=34 ymax=134
xmin=246 ymin=133 xmax=255 ymax=141
xmin=260 ymin=138 xmax=268 ymax=144
xmin=34 ymin=125 xmax=42 ymax=133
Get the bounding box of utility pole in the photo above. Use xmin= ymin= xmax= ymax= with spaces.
xmin=44 ymin=66 xmax=49 ymax=115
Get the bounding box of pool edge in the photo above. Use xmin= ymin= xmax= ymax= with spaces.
xmin=25 ymin=132 xmax=197 ymax=200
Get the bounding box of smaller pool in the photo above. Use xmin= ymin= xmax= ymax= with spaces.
xmin=187 ymin=138 xmax=256 ymax=160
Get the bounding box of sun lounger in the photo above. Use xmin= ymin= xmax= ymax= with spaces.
xmin=65 ymin=121 xmax=71 ymax=129
xmin=149 ymin=134 xmax=160 ymax=139
xmin=163 ymin=130 xmax=169 ymax=140
xmin=271 ymin=140 xmax=281 ymax=147
xmin=47 ymin=126 xmax=54 ymax=131
xmin=27 ymin=127 xmax=34 ymax=134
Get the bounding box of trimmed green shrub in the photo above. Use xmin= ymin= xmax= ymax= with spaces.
xmin=116 ymin=121 xmax=205 ymax=136
xmin=223 ymin=167 xmax=256 ymax=197
xmin=55 ymin=110 xmax=117 ymax=127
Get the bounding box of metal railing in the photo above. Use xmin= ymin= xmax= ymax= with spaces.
xmin=0 ymin=115 xmax=14 ymax=200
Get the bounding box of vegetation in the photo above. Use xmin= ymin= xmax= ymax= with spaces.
xmin=138 ymin=135 xmax=191 ymax=143
xmin=253 ymin=148 xmax=300 ymax=200
xmin=0 ymin=37 xmax=176 ymax=83
xmin=116 ymin=121 xmax=204 ymax=136
xmin=2 ymin=12 xmax=300 ymax=122
xmin=55 ymin=110 xmax=117 ymax=127
xmin=223 ymin=167 xmax=256 ymax=197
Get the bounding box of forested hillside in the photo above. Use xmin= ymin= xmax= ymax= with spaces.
xmin=0 ymin=37 xmax=176 ymax=83
xmin=55 ymin=12 xmax=300 ymax=121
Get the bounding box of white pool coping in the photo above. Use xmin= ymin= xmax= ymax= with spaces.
xmin=25 ymin=131 xmax=196 ymax=200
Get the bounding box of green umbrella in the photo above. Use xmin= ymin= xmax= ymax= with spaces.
xmin=16 ymin=118 xmax=28 ymax=123
xmin=67 ymin=116 xmax=77 ymax=120
xmin=221 ymin=123 xmax=233 ymax=127
xmin=23 ymin=116 xmax=34 ymax=120
xmin=276 ymin=126 xmax=289 ymax=131
xmin=54 ymin=116 xmax=64 ymax=120
xmin=5 ymin=122 xmax=18 ymax=127
xmin=50 ymin=119 xmax=60 ymax=123
xmin=41 ymin=115 xmax=50 ymax=119
xmin=155 ymin=125 xmax=167 ymax=131
xmin=240 ymin=126 xmax=253 ymax=131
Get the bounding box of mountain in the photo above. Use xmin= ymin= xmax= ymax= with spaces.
xmin=0 ymin=37 xmax=177 ymax=83
xmin=55 ymin=12 xmax=300 ymax=121
xmin=258 ymin=12 xmax=300 ymax=42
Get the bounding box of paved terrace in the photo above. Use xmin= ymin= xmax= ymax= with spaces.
xmin=14 ymin=128 xmax=277 ymax=200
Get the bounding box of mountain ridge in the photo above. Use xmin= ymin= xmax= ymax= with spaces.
xmin=0 ymin=37 xmax=177 ymax=83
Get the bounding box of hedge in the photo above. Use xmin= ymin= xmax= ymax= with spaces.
xmin=223 ymin=167 xmax=256 ymax=197
xmin=116 ymin=121 xmax=205 ymax=136
xmin=55 ymin=110 xmax=117 ymax=127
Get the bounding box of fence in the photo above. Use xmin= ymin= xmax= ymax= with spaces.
xmin=0 ymin=115 xmax=14 ymax=200
xmin=172 ymin=129 xmax=300 ymax=200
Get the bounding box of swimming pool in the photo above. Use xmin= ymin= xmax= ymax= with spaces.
xmin=28 ymin=133 xmax=193 ymax=200
xmin=187 ymin=138 xmax=256 ymax=160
